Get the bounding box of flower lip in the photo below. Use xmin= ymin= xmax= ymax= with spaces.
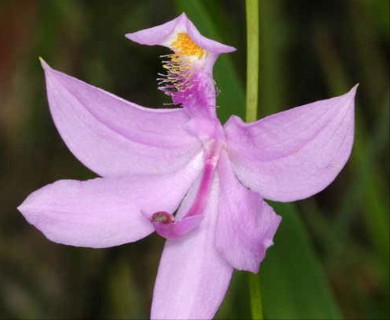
xmin=125 ymin=13 xmax=236 ymax=54
xmin=126 ymin=13 xmax=235 ymax=116
xmin=171 ymin=32 xmax=205 ymax=59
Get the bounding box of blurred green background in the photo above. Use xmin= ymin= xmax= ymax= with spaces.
xmin=0 ymin=0 xmax=388 ymax=319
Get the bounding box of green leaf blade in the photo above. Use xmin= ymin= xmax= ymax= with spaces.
xmin=261 ymin=203 xmax=342 ymax=320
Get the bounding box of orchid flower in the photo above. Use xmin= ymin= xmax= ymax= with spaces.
xmin=18 ymin=13 xmax=356 ymax=320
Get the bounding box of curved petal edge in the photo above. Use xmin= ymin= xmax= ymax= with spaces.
xmin=126 ymin=13 xmax=236 ymax=54
xmin=225 ymin=86 xmax=357 ymax=202
xmin=41 ymin=60 xmax=202 ymax=177
xmin=18 ymin=154 xmax=203 ymax=248
xmin=215 ymin=151 xmax=281 ymax=273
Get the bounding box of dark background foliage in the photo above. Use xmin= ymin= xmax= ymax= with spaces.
xmin=0 ymin=0 xmax=388 ymax=319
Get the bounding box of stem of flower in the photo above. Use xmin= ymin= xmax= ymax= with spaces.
xmin=245 ymin=1 xmax=264 ymax=320
xmin=245 ymin=0 xmax=259 ymax=123
xmin=248 ymin=272 xmax=263 ymax=320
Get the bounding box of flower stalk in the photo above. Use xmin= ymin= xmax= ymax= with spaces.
xmin=246 ymin=0 xmax=260 ymax=123
xmin=246 ymin=0 xmax=264 ymax=319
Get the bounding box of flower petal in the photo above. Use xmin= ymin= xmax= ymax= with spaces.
xmin=152 ymin=214 xmax=204 ymax=240
xmin=215 ymin=151 xmax=281 ymax=273
xmin=18 ymin=155 xmax=203 ymax=248
xmin=126 ymin=13 xmax=235 ymax=54
xmin=41 ymin=61 xmax=202 ymax=177
xmin=225 ymin=86 xmax=357 ymax=202
xmin=151 ymin=178 xmax=233 ymax=320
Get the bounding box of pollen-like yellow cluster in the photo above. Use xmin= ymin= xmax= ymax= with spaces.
xmin=171 ymin=33 xmax=204 ymax=59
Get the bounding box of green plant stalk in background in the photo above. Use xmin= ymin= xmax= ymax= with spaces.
xmin=245 ymin=0 xmax=259 ymax=123
xmin=245 ymin=0 xmax=263 ymax=319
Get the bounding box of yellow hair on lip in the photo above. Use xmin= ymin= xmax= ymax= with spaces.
xmin=171 ymin=33 xmax=204 ymax=58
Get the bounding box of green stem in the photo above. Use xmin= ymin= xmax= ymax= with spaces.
xmin=245 ymin=0 xmax=259 ymax=122
xmin=246 ymin=1 xmax=263 ymax=319
xmin=249 ymin=272 xmax=263 ymax=320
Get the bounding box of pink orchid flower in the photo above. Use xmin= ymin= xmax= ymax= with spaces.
xmin=18 ymin=13 xmax=356 ymax=320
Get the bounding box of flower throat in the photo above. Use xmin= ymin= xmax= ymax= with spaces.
xmin=157 ymin=33 xmax=206 ymax=104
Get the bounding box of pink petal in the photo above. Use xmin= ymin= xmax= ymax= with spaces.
xmin=126 ymin=13 xmax=235 ymax=54
xmin=215 ymin=151 xmax=281 ymax=273
xmin=152 ymin=214 xmax=204 ymax=240
xmin=225 ymin=86 xmax=357 ymax=202
xmin=18 ymin=156 xmax=203 ymax=248
xmin=41 ymin=60 xmax=202 ymax=177
xmin=151 ymin=178 xmax=233 ymax=320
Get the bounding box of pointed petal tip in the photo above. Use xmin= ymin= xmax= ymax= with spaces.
xmin=350 ymin=83 xmax=359 ymax=95
xmin=17 ymin=196 xmax=30 ymax=214
xmin=124 ymin=32 xmax=147 ymax=44
xmin=218 ymin=45 xmax=237 ymax=53
xmin=341 ymin=84 xmax=358 ymax=107
xmin=16 ymin=203 xmax=24 ymax=213
xmin=17 ymin=196 xmax=38 ymax=225
xmin=171 ymin=12 xmax=189 ymax=25
xmin=124 ymin=32 xmax=135 ymax=41
xmin=39 ymin=57 xmax=50 ymax=69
